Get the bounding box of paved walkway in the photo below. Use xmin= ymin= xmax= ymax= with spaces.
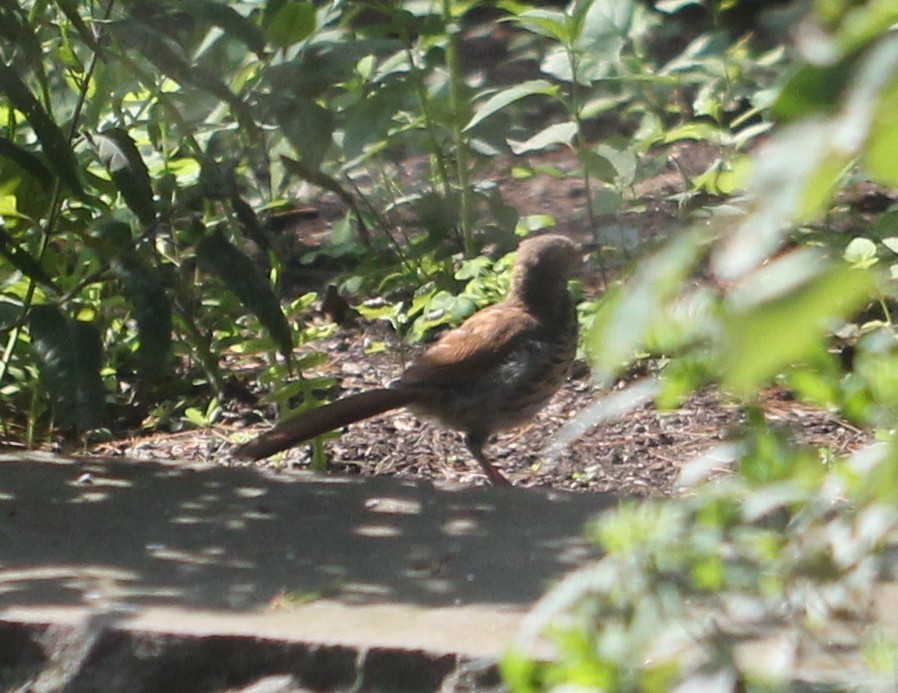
xmin=0 ymin=453 xmax=613 ymax=692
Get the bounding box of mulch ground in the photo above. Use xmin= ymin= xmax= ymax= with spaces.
xmin=90 ymin=320 xmax=866 ymax=495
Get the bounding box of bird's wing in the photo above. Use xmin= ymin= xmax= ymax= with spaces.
xmin=400 ymin=303 xmax=539 ymax=387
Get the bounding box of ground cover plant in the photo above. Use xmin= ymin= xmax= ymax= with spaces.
xmin=2 ymin=0 xmax=898 ymax=689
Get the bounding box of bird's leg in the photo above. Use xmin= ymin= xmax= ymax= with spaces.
xmin=465 ymin=432 xmax=511 ymax=486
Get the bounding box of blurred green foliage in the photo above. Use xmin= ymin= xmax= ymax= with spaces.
xmin=504 ymin=0 xmax=898 ymax=690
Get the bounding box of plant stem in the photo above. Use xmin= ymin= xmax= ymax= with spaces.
xmin=442 ymin=0 xmax=475 ymax=257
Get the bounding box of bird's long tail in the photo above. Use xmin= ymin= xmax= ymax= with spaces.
xmin=234 ymin=387 xmax=417 ymax=460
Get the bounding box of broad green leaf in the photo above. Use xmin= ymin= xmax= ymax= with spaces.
xmin=844 ymin=237 xmax=878 ymax=269
xmin=188 ymin=0 xmax=267 ymax=56
xmin=578 ymin=0 xmax=634 ymax=56
xmin=0 ymin=62 xmax=83 ymax=197
xmin=267 ymin=96 xmax=334 ymax=170
xmin=872 ymin=212 xmax=898 ymax=240
xmin=264 ymin=1 xmax=316 ymax=49
xmin=598 ymin=142 xmax=637 ymax=186
xmin=662 ymin=122 xmax=723 ymax=144
xmin=231 ymin=194 xmax=270 ymax=251
xmin=515 ymin=214 xmax=556 ymax=235
xmin=343 ymin=84 xmax=402 ymax=159
xmin=95 ymin=129 xmax=156 ymax=224
xmin=464 ymin=80 xmax=559 ymax=132
xmin=0 ymin=136 xmax=53 ymax=189
xmin=197 ymin=228 xmax=293 ymax=360
xmin=722 ymin=264 xmax=875 ymax=396
xmin=865 ymin=72 xmax=898 ymax=185
xmin=590 ymin=187 xmax=622 ymax=216
xmin=507 ymin=8 xmax=571 ymax=43
xmin=540 ymin=46 xmax=612 ymax=83
xmin=508 ymin=121 xmax=577 ymax=155
xmin=0 ymin=227 xmax=57 ymax=293
xmin=771 ymin=58 xmax=858 ymax=123
xmin=29 ymin=305 xmax=106 ymax=432
xmin=111 ymin=251 xmax=172 ymax=380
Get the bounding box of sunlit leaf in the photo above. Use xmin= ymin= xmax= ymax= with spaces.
xmin=508 ymin=121 xmax=577 ymax=155
xmin=655 ymin=0 xmax=702 ymax=11
xmin=844 ymin=237 xmax=878 ymax=269
xmin=465 ymin=80 xmax=559 ymax=132
xmin=506 ymin=8 xmax=571 ymax=43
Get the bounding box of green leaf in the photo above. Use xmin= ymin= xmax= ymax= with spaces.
xmin=0 ymin=62 xmax=83 ymax=197
xmin=266 ymin=96 xmax=334 ymax=170
xmin=0 ymin=1 xmax=46 ymax=82
xmin=464 ymin=80 xmax=559 ymax=132
xmin=844 ymin=237 xmax=879 ymax=269
xmin=183 ymin=407 xmax=209 ymax=427
xmin=579 ymin=149 xmax=617 ymax=185
xmin=0 ymin=135 xmax=54 ymax=189
xmin=655 ymin=0 xmax=702 ymax=11
xmin=595 ymin=142 xmax=637 ymax=187
xmin=95 ymin=129 xmax=156 ymax=224
xmin=590 ymin=187 xmax=622 ymax=216
xmin=508 ymin=121 xmax=577 ymax=155
xmin=343 ymin=82 xmax=403 ymax=158
xmin=661 ymin=122 xmax=723 ymax=144
xmin=507 ymin=8 xmax=571 ymax=43
xmin=121 ymin=21 xmax=260 ymax=141
xmin=197 ymin=227 xmax=293 ymax=360
xmin=111 ymin=250 xmax=172 ymax=380
xmin=187 ymin=0 xmax=267 ymax=56
xmin=0 ymin=227 xmax=58 ymax=293
xmin=865 ymin=72 xmax=898 ymax=185
xmin=264 ymin=1 xmax=316 ymax=49
xmin=29 ymin=305 xmax=106 ymax=433
xmin=577 ymin=0 xmax=633 ymax=57
xmin=722 ymin=263 xmax=875 ymax=396
xmin=771 ymin=58 xmax=858 ymax=123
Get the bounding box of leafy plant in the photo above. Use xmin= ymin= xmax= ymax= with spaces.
xmin=504 ymin=0 xmax=898 ymax=689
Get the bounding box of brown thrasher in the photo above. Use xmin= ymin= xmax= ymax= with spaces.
xmin=234 ymin=234 xmax=580 ymax=484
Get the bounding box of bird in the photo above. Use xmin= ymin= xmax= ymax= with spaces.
xmin=234 ymin=233 xmax=581 ymax=484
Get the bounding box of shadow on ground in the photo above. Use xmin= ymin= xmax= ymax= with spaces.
xmin=0 ymin=452 xmax=611 ymax=612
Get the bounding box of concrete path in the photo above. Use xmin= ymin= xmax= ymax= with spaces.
xmin=0 ymin=452 xmax=614 ymax=692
